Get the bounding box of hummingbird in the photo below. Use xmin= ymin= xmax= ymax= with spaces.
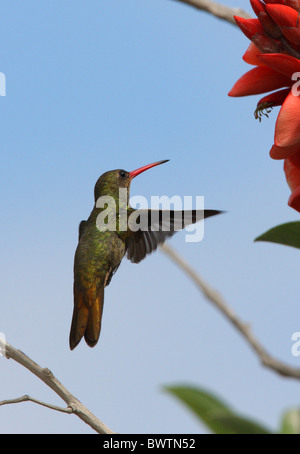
xmin=69 ymin=160 xmax=222 ymax=350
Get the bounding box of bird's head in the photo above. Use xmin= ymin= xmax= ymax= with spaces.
xmin=94 ymin=160 xmax=169 ymax=203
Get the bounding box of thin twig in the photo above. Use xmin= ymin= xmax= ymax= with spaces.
xmin=0 ymin=338 xmax=115 ymax=434
xmin=0 ymin=395 xmax=73 ymax=414
xmin=160 ymin=243 xmax=300 ymax=380
xmin=171 ymin=0 xmax=251 ymax=25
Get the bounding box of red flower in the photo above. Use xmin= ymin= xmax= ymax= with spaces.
xmin=229 ymin=0 xmax=300 ymax=212
xmin=284 ymin=153 xmax=300 ymax=211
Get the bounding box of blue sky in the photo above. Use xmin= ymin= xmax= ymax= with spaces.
xmin=1 ymin=0 xmax=300 ymax=434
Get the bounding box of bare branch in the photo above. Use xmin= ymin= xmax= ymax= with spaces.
xmin=171 ymin=0 xmax=252 ymax=25
xmin=0 ymin=395 xmax=73 ymax=414
xmin=0 ymin=338 xmax=115 ymax=433
xmin=161 ymin=243 xmax=300 ymax=381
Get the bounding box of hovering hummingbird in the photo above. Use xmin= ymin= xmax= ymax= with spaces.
xmin=69 ymin=160 xmax=222 ymax=350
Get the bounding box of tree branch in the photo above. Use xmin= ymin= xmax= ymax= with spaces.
xmin=0 ymin=395 xmax=73 ymax=414
xmin=171 ymin=0 xmax=251 ymax=25
xmin=160 ymin=243 xmax=300 ymax=381
xmin=0 ymin=338 xmax=115 ymax=434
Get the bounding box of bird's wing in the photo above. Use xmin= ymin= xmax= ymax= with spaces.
xmin=104 ymin=264 xmax=120 ymax=287
xmin=78 ymin=220 xmax=87 ymax=240
xmin=126 ymin=209 xmax=222 ymax=264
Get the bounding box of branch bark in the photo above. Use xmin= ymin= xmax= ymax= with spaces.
xmin=160 ymin=243 xmax=300 ymax=381
xmin=171 ymin=0 xmax=252 ymax=25
xmin=0 ymin=395 xmax=73 ymax=414
xmin=0 ymin=338 xmax=115 ymax=434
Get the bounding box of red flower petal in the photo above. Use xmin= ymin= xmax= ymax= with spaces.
xmin=234 ymin=17 xmax=264 ymax=40
xmin=280 ymin=28 xmax=300 ymax=46
xmin=250 ymin=0 xmax=267 ymax=16
xmin=250 ymin=0 xmax=266 ymax=16
xmin=266 ymin=4 xmax=300 ymax=44
xmin=275 ymin=91 xmax=300 ymax=147
xmin=258 ymin=53 xmax=300 ymax=78
xmin=243 ymin=43 xmax=265 ymax=66
xmin=284 ymin=154 xmax=300 ymax=190
xmin=251 ymin=0 xmax=282 ymax=38
xmin=252 ymin=34 xmax=284 ymax=53
xmin=264 ymin=0 xmax=286 ymax=4
xmin=284 ymin=154 xmax=300 ymax=212
xmin=266 ymin=4 xmax=298 ymax=28
xmin=289 ymin=152 xmax=300 ymax=171
xmin=270 ymin=143 xmax=300 ymax=159
xmin=258 ymin=88 xmax=290 ymax=106
xmin=235 ymin=16 xmax=281 ymax=53
xmin=285 ymin=0 xmax=300 ymax=12
xmin=228 ymin=66 xmax=290 ymax=97
xmin=288 ymin=186 xmax=300 ymax=212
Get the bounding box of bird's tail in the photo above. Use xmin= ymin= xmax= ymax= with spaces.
xmin=69 ymin=286 xmax=104 ymax=350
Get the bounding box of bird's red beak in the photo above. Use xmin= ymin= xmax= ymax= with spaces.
xmin=129 ymin=159 xmax=169 ymax=179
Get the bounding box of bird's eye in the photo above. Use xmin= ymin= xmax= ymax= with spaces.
xmin=119 ymin=170 xmax=126 ymax=178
